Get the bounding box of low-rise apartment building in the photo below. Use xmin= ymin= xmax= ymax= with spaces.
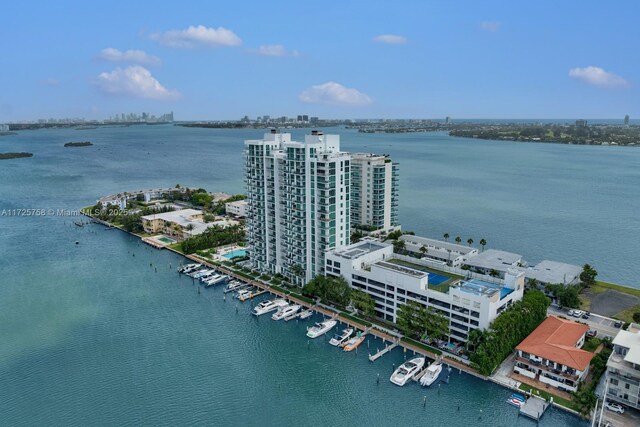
xmin=141 ymin=209 xmax=238 ymax=241
xmin=399 ymin=235 xmax=478 ymax=267
xmin=325 ymin=240 xmax=524 ymax=343
xmin=513 ymin=316 xmax=593 ymax=393
xmin=225 ymin=200 xmax=248 ymax=217
xmin=606 ymin=324 xmax=640 ymax=410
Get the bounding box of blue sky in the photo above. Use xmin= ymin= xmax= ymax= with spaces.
xmin=1 ymin=0 xmax=638 ymax=121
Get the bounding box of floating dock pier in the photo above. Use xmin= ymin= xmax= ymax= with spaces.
xmin=519 ymin=395 xmax=549 ymax=420
xmin=368 ymin=339 xmax=399 ymax=362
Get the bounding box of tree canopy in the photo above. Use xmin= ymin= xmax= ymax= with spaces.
xmin=396 ymin=300 xmax=449 ymax=340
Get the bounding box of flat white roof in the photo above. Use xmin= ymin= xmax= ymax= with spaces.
xmin=141 ymin=208 xmax=202 ymax=227
xmin=463 ymin=249 xmax=522 ymax=270
xmin=613 ymin=329 xmax=640 ymax=365
xmin=400 ymin=235 xmax=476 ymax=255
xmin=331 ymin=240 xmax=390 ymax=259
xmin=523 ymin=260 xmax=582 ymax=284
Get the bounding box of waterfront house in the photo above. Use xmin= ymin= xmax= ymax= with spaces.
xmin=514 ymin=316 xmax=593 ymax=393
xmin=225 ymin=200 xmax=248 ymax=217
xmin=399 ymin=235 xmax=478 ymax=267
xmin=606 ymin=324 xmax=640 ymax=410
xmin=462 ymin=249 xmax=523 ymax=279
xmin=141 ymin=209 xmax=237 ymax=241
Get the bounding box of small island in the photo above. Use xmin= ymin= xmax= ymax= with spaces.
xmin=0 ymin=132 xmax=17 ymax=136
xmin=0 ymin=152 xmax=33 ymax=160
xmin=64 ymin=141 xmax=93 ymax=147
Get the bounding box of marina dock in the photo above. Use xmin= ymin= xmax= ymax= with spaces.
xmin=519 ymin=395 xmax=549 ymax=420
xmin=368 ymin=339 xmax=399 ymax=362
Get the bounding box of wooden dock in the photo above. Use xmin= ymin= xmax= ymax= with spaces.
xmin=368 ymin=339 xmax=399 ymax=362
xmin=519 ymin=395 xmax=549 ymax=420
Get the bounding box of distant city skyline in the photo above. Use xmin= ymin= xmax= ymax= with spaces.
xmin=1 ymin=1 xmax=638 ymax=121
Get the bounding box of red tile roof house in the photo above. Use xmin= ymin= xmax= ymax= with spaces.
xmin=513 ymin=316 xmax=594 ymax=393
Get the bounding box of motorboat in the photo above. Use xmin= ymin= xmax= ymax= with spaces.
xmin=272 ymin=304 xmax=301 ymax=320
xmin=329 ymin=328 xmax=354 ymax=346
xmin=183 ymin=264 xmax=202 ymax=274
xmin=224 ymin=281 xmax=244 ymax=293
xmin=507 ymin=397 xmax=523 ymax=407
xmin=178 ymin=263 xmax=198 ymax=273
xmin=419 ymin=362 xmax=442 ymax=387
xmin=199 ymin=270 xmax=218 ymax=280
xmin=252 ymin=298 xmax=288 ymax=316
xmin=306 ymin=319 xmax=337 ymax=338
xmin=236 ymin=289 xmax=252 ymax=300
xmin=390 ymin=357 xmax=426 ymax=386
xmin=298 ymin=309 xmax=313 ymax=320
xmin=342 ymin=333 xmax=366 ymax=351
xmin=205 ymin=275 xmax=229 ymax=287
xmin=193 ymin=269 xmax=214 ymax=279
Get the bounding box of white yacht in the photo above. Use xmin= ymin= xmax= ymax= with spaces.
xmin=390 ymin=357 xmax=425 ymax=386
xmin=272 ymin=304 xmax=301 ymax=320
xmin=329 ymin=328 xmax=354 ymax=346
xmin=252 ymin=299 xmax=288 ymax=316
xmin=205 ymin=274 xmax=228 ymax=286
xmin=419 ymin=362 xmax=443 ymax=387
xmin=236 ymin=289 xmax=251 ymax=300
xmin=298 ymin=309 xmax=313 ymax=320
xmin=306 ymin=319 xmax=337 ymax=339
xmin=178 ymin=263 xmax=198 ymax=273
xmin=224 ymin=281 xmax=244 ymax=293
xmin=193 ymin=269 xmax=215 ymax=279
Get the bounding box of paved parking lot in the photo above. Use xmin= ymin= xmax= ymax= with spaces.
xmin=547 ymin=305 xmax=622 ymax=339
xmin=597 ymin=405 xmax=640 ymax=427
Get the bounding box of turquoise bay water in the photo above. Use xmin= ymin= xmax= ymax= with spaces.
xmin=2 ymin=124 xmax=635 ymax=425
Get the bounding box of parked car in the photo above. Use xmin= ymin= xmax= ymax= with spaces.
xmin=605 ymin=402 xmax=625 ymax=414
xmin=568 ymin=309 xmax=575 ymax=316
xmin=582 ymin=312 xmax=590 ymax=319
xmin=587 ymin=330 xmax=597 ymax=338
xmin=572 ymin=310 xmax=585 ymax=318
xmin=614 ymin=320 xmax=623 ymax=328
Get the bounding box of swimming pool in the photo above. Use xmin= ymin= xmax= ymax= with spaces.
xmin=466 ymin=279 xmax=514 ymax=299
xmin=223 ymin=249 xmax=247 ymax=259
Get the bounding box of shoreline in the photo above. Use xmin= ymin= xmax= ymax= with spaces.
xmin=80 ymin=209 xmax=589 ymax=419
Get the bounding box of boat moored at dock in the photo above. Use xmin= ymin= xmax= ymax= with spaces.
xmin=298 ymin=309 xmax=313 ymax=320
xmin=342 ymin=333 xmax=366 ymax=351
xmin=272 ymin=304 xmax=301 ymax=320
xmin=329 ymin=328 xmax=354 ymax=346
xmin=419 ymin=362 xmax=442 ymax=387
xmin=306 ymin=319 xmax=337 ymax=338
xmin=252 ymin=298 xmax=288 ymax=316
xmin=390 ymin=357 xmax=425 ymax=386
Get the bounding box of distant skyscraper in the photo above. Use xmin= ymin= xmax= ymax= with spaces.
xmin=624 ymin=115 xmax=630 ymax=125
xmin=244 ymin=130 xmax=351 ymax=285
xmin=575 ymin=120 xmax=587 ymax=127
xmin=350 ymin=154 xmax=399 ymax=232
xmin=302 ymin=115 xmax=309 ymax=122
xmin=445 ymin=116 xmax=450 ymax=124
xmin=310 ymin=117 xmax=319 ymax=124
xmin=297 ymin=115 xmax=303 ymax=122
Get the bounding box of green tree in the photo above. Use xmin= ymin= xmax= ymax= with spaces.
xmin=467 ymin=238 xmax=474 ymax=246
xmin=479 ymin=238 xmax=487 ymax=252
xmin=392 ymin=239 xmax=406 ymax=253
xmin=191 ymin=192 xmax=213 ymax=207
xmin=633 ymin=312 xmax=640 ymax=323
xmin=455 ymin=236 xmax=462 ymax=245
xmin=580 ymin=264 xmax=598 ymax=287
xmin=351 ymin=229 xmax=364 ymax=244
xmin=419 ymin=245 xmax=428 ymax=257
xmin=443 ymin=233 xmax=449 ymax=242
xmin=351 ymin=290 xmax=375 ymax=317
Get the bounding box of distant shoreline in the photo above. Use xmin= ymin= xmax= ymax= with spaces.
xmin=0 ymin=152 xmax=33 ymax=160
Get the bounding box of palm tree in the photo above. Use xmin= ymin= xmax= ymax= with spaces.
xmin=419 ymin=245 xmax=428 ymax=257
xmin=467 ymin=238 xmax=474 ymax=246
xmin=443 ymin=233 xmax=449 ymax=242
xmin=455 ymin=236 xmax=462 ymax=245
xmin=479 ymin=238 xmax=487 ymax=252
xmin=393 ymin=239 xmax=406 ymax=253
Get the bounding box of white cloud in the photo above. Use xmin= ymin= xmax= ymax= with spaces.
xmin=95 ymin=66 xmax=180 ymax=100
xmin=479 ymin=21 xmax=501 ymax=32
xmin=373 ymin=34 xmax=407 ymax=44
xmin=249 ymin=44 xmax=299 ymax=57
xmin=568 ymin=66 xmax=630 ymax=88
xmin=98 ymin=48 xmax=161 ymax=66
xmin=149 ymin=25 xmax=241 ymax=48
xmin=298 ymin=81 xmax=372 ymax=106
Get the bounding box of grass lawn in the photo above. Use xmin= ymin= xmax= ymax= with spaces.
xmin=517 ymin=383 xmax=578 ymax=412
xmin=590 ymin=280 xmax=640 ymax=298
xmin=579 ymin=294 xmax=592 ymax=311
xmin=582 ymin=337 xmax=601 ymax=353
xmin=612 ymin=304 xmax=640 ymax=323
xmin=386 ymin=258 xmax=463 ymax=293
xmin=168 ymin=242 xmax=184 ymax=253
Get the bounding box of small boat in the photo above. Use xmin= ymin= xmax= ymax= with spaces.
xmin=252 ymin=298 xmax=288 ymax=316
xmin=199 ymin=270 xmax=218 ymax=281
xmin=272 ymin=304 xmax=301 ymax=320
xmin=342 ymin=333 xmax=366 ymax=351
xmin=419 ymin=362 xmax=443 ymax=387
xmin=298 ymin=309 xmax=313 ymax=320
xmin=390 ymin=357 xmax=426 ymax=386
xmin=224 ymin=281 xmax=244 ymax=293
xmin=236 ymin=289 xmax=251 ymax=300
xmin=507 ymin=398 xmax=523 ymax=407
xmin=205 ymin=275 xmax=229 ymax=287
xmin=511 ymin=393 xmax=526 ymax=402
xmin=329 ymin=328 xmax=354 ymax=346
xmin=193 ymin=269 xmax=215 ymax=279
xmin=306 ymin=319 xmax=337 ymax=338
xmin=178 ymin=263 xmax=198 ymax=273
